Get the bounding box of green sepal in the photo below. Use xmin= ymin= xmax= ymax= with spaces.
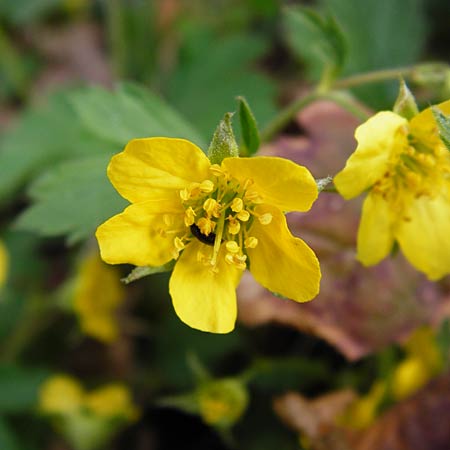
xmin=237 ymin=97 xmax=260 ymax=155
xmin=393 ymin=79 xmax=419 ymax=120
xmin=207 ymin=113 xmax=239 ymax=164
xmin=121 ymin=261 xmax=175 ymax=284
xmin=432 ymin=106 xmax=450 ymax=151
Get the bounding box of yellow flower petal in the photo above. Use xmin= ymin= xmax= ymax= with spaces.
xmin=247 ymin=205 xmax=320 ymax=302
xmin=222 ymin=156 xmax=318 ymax=212
xmin=410 ymin=99 xmax=450 ymax=150
xmin=334 ymin=112 xmax=408 ymax=199
xmin=108 ymin=138 xmax=211 ymax=203
xmin=357 ymin=191 xmax=395 ymax=266
xmin=0 ymin=240 xmax=7 ymax=287
xmin=169 ymin=240 xmax=242 ymax=333
xmin=39 ymin=375 xmax=84 ymax=415
xmin=396 ymin=190 xmax=450 ymax=280
xmin=96 ymin=200 xmax=184 ymax=267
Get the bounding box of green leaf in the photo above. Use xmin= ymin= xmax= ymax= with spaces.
xmin=15 ymin=155 xmax=128 ymax=244
xmin=0 ymin=89 xmax=114 ymax=206
xmin=283 ymin=6 xmax=347 ymax=81
xmin=122 ymin=261 xmax=176 ymax=284
xmin=165 ymin=31 xmax=277 ymax=137
xmin=237 ymin=97 xmax=260 ymax=155
xmin=0 ymin=418 xmax=22 ymax=450
xmin=432 ymin=106 xmax=450 ymax=151
xmin=324 ymin=0 xmax=426 ymax=107
xmin=69 ymin=82 xmax=206 ymax=148
xmin=208 ymin=113 xmax=239 ymax=164
xmin=0 ymin=365 xmax=48 ymax=413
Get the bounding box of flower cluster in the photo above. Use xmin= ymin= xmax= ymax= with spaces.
xmin=96 ymin=138 xmax=321 ymax=333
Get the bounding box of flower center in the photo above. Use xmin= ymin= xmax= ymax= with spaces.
xmin=373 ymin=127 xmax=450 ymax=215
xmin=176 ymin=164 xmax=271 ymax=271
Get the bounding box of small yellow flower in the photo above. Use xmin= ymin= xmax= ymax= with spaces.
xmin=74 ymin=252 xmax=125 ymax=343
xmin=96 ymin=138 xmax=320 ymax=333
xmin=0 ymin=240 xmax=8 ymax=288
xmin=334 ymin=100 xmax=450 ymax=279
xmin=85 ymin=384 xmax=139 ymax=421
xmin=39 ymin=375 xmax=84 ymax=415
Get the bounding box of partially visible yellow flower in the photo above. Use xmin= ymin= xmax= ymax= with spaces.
xmin=334 ymin=100 xmax=450 ymax=280
xmin=0 ymin=240 xmax=8 ymax=288
xmin=39 ymin=375 xmax=84 ymax=415
xmin=392 ymin=327 xmax=442 ymax=400
xmin=85 ymin=384 xmax=139 ymax=421
xmin=74 ymin=252 xmax=125 ymax=343
xmin=339 ymin=381 xmax=386 ymax=430
xmin=96 ymin=138 xmax=321 ymax=333
xmin=39 ymin=375 xmax=139 ymax=450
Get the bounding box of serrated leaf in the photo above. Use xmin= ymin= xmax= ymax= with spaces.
xmin=15 ymin=155 xmax=128 ymax=244
xmin=283 ymin=6 xmax=347 ymax=80
xmin=432 ymin=107 xmax=450 ymax=151
xmin=122 ymin=261 xmax=175 ymax=284
xmin=68 ymin=82 xmax=206 ymax=148
xmin=237 ymin=97 xmax=260 ymax=155
xmin=165 ymin=31 xmax=277 ymax=137
xmin=0 ymin=365 xmax=48 ymax=413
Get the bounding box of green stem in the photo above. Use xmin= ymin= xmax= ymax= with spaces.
xmin=260 ymin=66 xmax=418 ymax=142
xmin=333 ymin=66 xmax=414 ymax=90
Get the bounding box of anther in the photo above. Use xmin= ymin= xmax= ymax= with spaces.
xmin=200 ymin=180 xmax=215 ymax=193
xmin=231 ymin=198 xmax=243 ymax=212
xmin=244 ymin=237 xmax=258 ymax=249
xmin=236 ymin=210 xmax=250 ymax=222
xmin=258 ymin=213 xmax=273 ymax=225
xmin=225 ymin=240 xmax=240 ymax=253
xmin=184 ymin=207 xmax=196 ymax=226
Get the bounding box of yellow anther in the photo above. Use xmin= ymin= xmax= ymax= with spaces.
xmin=163 ymin=214 xmax=174 ymax=227
xmin=236 ymin=210 xmax=250 ymax=222
xmin=258 ymin=213 xmax=272 ymax=225
xmin=174 ymin=237 xmax=185 ymax=251
xmin=203 ymin=198 xmax=221 ymax=217
xmin=224 ymin=253 xmax=247 ymax=270
xmin=184 ymin=207 xmax=196 ymax=226
xmin=243 ymin=178 xmax=254 ymax=190
xmin=405 ymin=171 xmax=421 ymax=188
xmin=231 ymin=198 xmax=243 ymax=213
xmin=244 ymin=190 xmax=262 ymax=203
xmin=244 ymin=237 xmax=258 ymax=249
xmin=227 ymin=216 xmax=240 ymax=235
xmin=180 ymin=188 xmax=190 ymax=201
xmin=200 ymin=180 xmax=215 ymax=193
xmin=225 ymin=240 xmax=240 ymax=253
xmin=197 ymin=217 xmax=215 ymax=236
xmin=210 ymin=164 xmax=225 ymax=176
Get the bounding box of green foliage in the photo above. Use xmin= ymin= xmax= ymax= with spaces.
xmin=165 ymin=31 xmax=277 ymax=137
xmin=0 ymin=418 xmax=22 ymax=450
xmin=432 ymin=106 xmax=450 ymax=151
xmin=122 ymin=262 xmax=176 ymax=284
xmin=325 ymin=0 xmax=426 ymax=106
xmin=0 ymin=365 xmax=48 ymax=413
xmin=283 ymin=6 xmax=347 ymax=82
xmin=237 ymin=97 xmax=260 ymax=155
xmin=0 ymin=0 xmax=62 ymax=24
xmin=69 ymin=83 xmax=205 ymax=148
xmin=15 ymin=155 xmax=128 ymax=244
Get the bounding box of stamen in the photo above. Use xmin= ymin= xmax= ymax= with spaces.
xmin=227 ymin=216 xmax=240 ymax=235
xmin=203 ymin=198 xmax=221 ymax=218
xmin=231 ymin=198 xmax=243 ymax=212
xmin=225 ymin=240 xmax=240 ymax=253
xmin=184 ymin=207 xmax=196 ymax=226
xmin=197 ymin=217 xmax=216 ymax=236
xmin=174 ymin=236 xmax=185 ymax=251
xmin=236 ymin=210 xmax=250 ymax=222
xmin=244 ymin=237 xmax=258 ymax=249
xmin=258 ymin=213 xmax=273 ymax=225
xmin=163 ymin=214 xmax=174 ymax=227
xmin=225 ymin=253 xmax=247 ymax=270
xmin=200 ymin=180 xmax=215 ymax=193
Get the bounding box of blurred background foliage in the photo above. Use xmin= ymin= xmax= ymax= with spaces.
xmin=0 ymin=0 xmax=450 ymax=449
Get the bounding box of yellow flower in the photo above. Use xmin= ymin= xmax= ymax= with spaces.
xmin=96 ymin=138 xmax=320 ymax=333
xmin=39 ymin=375 xmax=84 ymax=415
xmin=85 ymin=384 xmax=139 ymax=421
xmin=0 ymin=240 xmax=8 ymax=288
xmin=334 ymin=100 xmax=450 ymax=280
xmin=74 ymin=252 xmax=125 ymax=343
